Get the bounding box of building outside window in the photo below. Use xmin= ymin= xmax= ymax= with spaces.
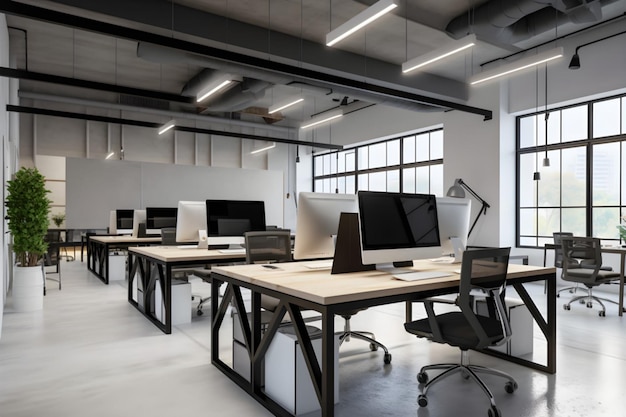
xmin=517 ymin=94 xmax=626 ymax=248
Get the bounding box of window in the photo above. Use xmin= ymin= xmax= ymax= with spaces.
xmin=313 ymin=128 xmax=443 ymax=195
xmin=517 ymin=93 xmax=626 ymax=247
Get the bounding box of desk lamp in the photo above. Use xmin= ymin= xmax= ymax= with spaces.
xmin=446 ymin=178 xmax=490 ymax=237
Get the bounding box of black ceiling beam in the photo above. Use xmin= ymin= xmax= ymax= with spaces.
xmin=6 ymin=105 xmax=343 ymax=151
xmin=0 ymin=67 xmax=194 ymax=104
xmin=0 ymin=0 xmax=493 ymax=121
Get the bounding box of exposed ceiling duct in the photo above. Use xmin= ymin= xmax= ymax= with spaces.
xmin=446 ymin=0 xmax=618 ymax=46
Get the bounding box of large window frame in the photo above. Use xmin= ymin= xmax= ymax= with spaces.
xmin=313 ymin=128 xmax=444 ymax=196
xmin=517 ymin=92 xmax=626 ymax=248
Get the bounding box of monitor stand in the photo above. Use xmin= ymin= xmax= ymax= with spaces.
xmin=331 ymin=212 xmax=375 ymax=275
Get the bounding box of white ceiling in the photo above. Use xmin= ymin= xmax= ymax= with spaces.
xmin=4 ymin=0 xmax=626 ymax=136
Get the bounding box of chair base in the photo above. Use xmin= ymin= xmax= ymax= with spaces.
xmin=416 ymin=350 xmax=517 ymax=416
xmin=337 ymin=321 xmax=392 ymax=364
xmin=557 ymin=284 xmax=589 ymax=298
xmin=563 ymin=291 xmax=618 ymax=316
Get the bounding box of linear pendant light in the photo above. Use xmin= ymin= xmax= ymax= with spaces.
xmin=300 ymin=108 xmax=343 ymax=129
xmin=469 ymin=47 xmax=563 ymax=85
xmin=157 ymin=119 xmax=176 ymax=135
xmin=402 ymin=34 xmax=476 ymax=73
xmin=326 ymin=0 xmax=397 ymax=47
xmin=250 ymin=142 xmax=276 ymax=154
xmin=196 ymin=79 xmax=233 ymax=102
xmin=268 ymin=97 xmax=304 ymax=114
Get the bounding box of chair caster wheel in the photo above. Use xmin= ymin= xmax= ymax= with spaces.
xmin=417 ymin=372 xmax=428 ymax=384
xmin=383 ymin=353 xmax=392 ymax=364
xmin=599 ymin=310 xmax=606 ymax=317
xmin=563 ymin=304 xmax=571 ymax=310
xmin=579 ymin=299 xmax=586 ymax=304
xmin=197 ymin=310 xmax=204 ymax=316
xmin=504 ymin=381 xmax=518 ymax=393
xmin=369 ymin=343 xmax=379 ymax=351
xmin=586 ymin=302 xmax=593 ymax=308
xmin=417 ymin=394 xmax=428 ymax=407
xmin=488 ymin=406 xmax=502 ymax=417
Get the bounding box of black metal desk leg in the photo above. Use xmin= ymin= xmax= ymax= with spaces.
xmin=322 ymin=310 xmax=335 ymax=417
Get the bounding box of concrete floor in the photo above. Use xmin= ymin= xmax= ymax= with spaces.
xmin=1 ymin=259 xmax=625 ymax=417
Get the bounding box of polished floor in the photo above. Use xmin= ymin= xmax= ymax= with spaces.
xmin=1 ymin=258 xmax=625 ymax=417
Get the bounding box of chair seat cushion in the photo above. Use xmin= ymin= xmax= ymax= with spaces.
xmin=564 ymin=268 xmax=620 ymax=283
xmin=404 ymin=312 xmax=504 ymax=349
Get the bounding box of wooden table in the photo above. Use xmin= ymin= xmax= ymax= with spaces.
xmin=87 ymin=235 xmax=161 ymax=284
xmin=127 ymin=246 xmax=247 ymax=334
xmin=210 ymin=260 xmax=557 ymax=417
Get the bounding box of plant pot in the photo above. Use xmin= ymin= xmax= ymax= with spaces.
xmin=12 ymin=265 xmax=44 ymax=312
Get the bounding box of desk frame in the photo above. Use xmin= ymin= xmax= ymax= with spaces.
xmin=210 ymin=265 xmax=556 ymax=417
xmin=87 ymin=236 xmax=159 ymax=284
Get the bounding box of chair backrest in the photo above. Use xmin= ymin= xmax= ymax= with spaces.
xmin=457 ymin=247 xmax=511 ymax=349
xmin=553 ymin=232 xmax=574 ymax=268
xmin=244 ymin=230 xmax=292 ymax=264
xmin=161 ymin=227 xmax=177 ymax=245
xmin=560 ymin=236 xmax=602 ymax=277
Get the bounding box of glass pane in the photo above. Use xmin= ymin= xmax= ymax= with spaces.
xmin=537 ymin=149 xmax=561 ymax=207
xmin=358 ymin=174 xmax=368 ymax=191
xmin=329 ymin=177 xmax=337 ymax=193
xmin=519 ymin=116 xmax=537 ymax=149
xmin=314 ymin=156 xmax=324 ymax=176
xmin=562 ymin=147 xmax=586 ymax=206
xmin=346 ymin=151 xmax=355 ymax=172
xmin=536 ymin=114 xmax=546 ymax=147
xmin=337 ymin=176 xmax=345 ymax=194
xmin=403 ymin=168 xmax=415 ymax=193
xmin=519 ymin=208 xmax=536 ymax=235
xmin=623 ymin=97 xmax=626 ymax=134
xmin=538 ymin=208 xmax=560 ymax=237
xmin=337 ymin=152 xmax=345 ymax=173
xmin=330 ymin=153 xmax=337 ymax=174
xmin=431 ymin=130 xmax=443 ymax=159
xmin=593 ymin=142 xmax=620 ymax=205
xmin=314 ymin=179 xmax=323 ymax=192
xmin=369 ymin=142 xmax=386 ymax=169
xmin=416 ymin=134 xmax=430 ymax=162
xmin=519 ymin=153 xmax=538 ymax=207
xmin=593 ymin=207 xmax=620 ymax=239
xmin=369 ymin=172 xmax=386 ymax=191
xmin=593 ymin=98 xmax=621 ymax=138
xmin=416 ymin=166 xmax=430 ymax=193
xmin=387 ymin=170 xmax=400 ymax=192
xmin=519 ymin=236 xmax=537 ymax=247
xmin=403 ymin=136 xmax=415 ymax=163
xmin=358 ymin=147 xmax=369 ymax=170
xmin=561 ymin=208 xmax=586 ymax=236
xmin=546 ymin=110 xmax=560 ymax=145
xmin=623 ymin=143 xmax=626 ymax=206
xmin=387 ymin=140 xmax=400 ymax=166
xmin=323 ymin=154 xmax=331 ymax=176
xmin=430 ymin=164 xmax=443 ymax=197
xmin=345 ymin=175 xmax=355 ymax=194
xmin=562 ymin=105 xmax=588 ymax=142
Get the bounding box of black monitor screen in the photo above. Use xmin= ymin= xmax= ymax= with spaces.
xmin=358 ymin=191 xmax=440 ymax=250
xmin=206 ymin=200 xmax=266 ymax=237
xmin=145 ymin=207 xmax=178 ymax=229
xmin=116 ymin=209 xmax=135 ymax=229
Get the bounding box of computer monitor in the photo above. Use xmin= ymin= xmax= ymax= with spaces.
xmin=357 ymin=191 xmax=442 ymax=266
xmin=145 ymin=207 xmax=178 ymax=235
xmin=436 ymin=197 xmax=471 ymax=256
xmin=109 ymin=209 xmax=134 ymax=235
xmin=175 ymin=201 xmax=207 ymax=243
xmin=131 ymin=209 xmax=146 ymax=237
xmin=205 ymin=199 xmax=266 ymax=246
xmin=293 ymin=192 xmax=358 ymax=260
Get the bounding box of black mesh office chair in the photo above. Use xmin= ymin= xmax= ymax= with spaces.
xmin=553 ymin=232 xmax=587 ymax=298
xmin=560 ymin=236 xmax=621 ymax=317
xmin=43 ymin=230 xmax=62 ymax=293
xmin=404 ymin=247 xmax=517 ymax=417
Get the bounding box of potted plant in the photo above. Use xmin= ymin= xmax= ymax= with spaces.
xmin=5 ymin=167 xmax=51 ymax=311
xmin=51 ymin=212 xmax=65 ymax=228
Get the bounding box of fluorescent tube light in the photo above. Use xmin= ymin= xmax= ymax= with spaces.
xmin=326 ymin=0 xmax=397 ymax=47
xmin=469 ymin=47 xmax=563 ymax=86
xmin=300 ymin=109 xmax=343 ymax=129
xmin=250 ymin=142 xmax=276 ymax=154
xmin=268 ymin=97 xmax=304 ymax=114
xmin=158 ymin=120 xmax=176 ymax=135
xmin=105 ymin=152 xmax=115 ymax=160
xmin=402 ymin=34 xmax=476 ymax=73
xmin=196 ymin=79 xmax=233 ymax=102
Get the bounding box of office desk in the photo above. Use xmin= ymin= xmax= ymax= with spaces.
xmin=87 ymin=236 xmax=161 ymax=284
xmin=127 ymin=246 xmax=247 ymax=334
xmin=544 ymin=243 xmax=626 ymax=316
xmin=210 ymin=260 xmax=557 ymax=417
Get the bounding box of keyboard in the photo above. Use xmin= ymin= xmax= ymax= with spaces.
xmin=218 ymin=248 xmax=246 ymax=254
xmin=302 ymin=261 xmax=334 ymax=269
xmin=392 ymin=271 xmax=454 ymax=282
xmin=429 ymin=256 xmax=456 ymax=264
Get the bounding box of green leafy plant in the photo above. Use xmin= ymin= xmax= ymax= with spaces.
xmin=51 ymin=212 xmax=65 ymax=227
xmin=617 ymin=216 xmax=626 ymax=245
xmin=5 ymin=167 xmax=52 ymax=267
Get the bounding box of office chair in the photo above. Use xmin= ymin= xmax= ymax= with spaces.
xmin=43 ymin=230 xmax=62 ymax=293
xmin=560 ymin=236 xmax=621 ymax=317
xmin=553 ymin=232 xmax=587 ymax=298
xmin=404 ymin=247 xmax=517 ymax=417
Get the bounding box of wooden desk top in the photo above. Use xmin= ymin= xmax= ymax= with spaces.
xmin=129 ymin=245 xmax=247 ymax=262
xmin=212 ymin=260 xmax=556 ymax=306
xmin=90 ymin=235 xmax=162 ymax=244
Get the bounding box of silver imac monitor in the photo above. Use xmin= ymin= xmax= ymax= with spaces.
xmin=436 ymin=197 xmax=471 ymax=256
xmin=131 ymin=210 xmax=146 ymax=237
xmin=357 ymin=191 xmax=442 ymax=266
xmin=109 ymin=209 xmax=134 ymax=235
xmin=293 ymin=192 xmax=358 ymax=260
xmin=175 ymin=201 xmax=207 ymax=243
